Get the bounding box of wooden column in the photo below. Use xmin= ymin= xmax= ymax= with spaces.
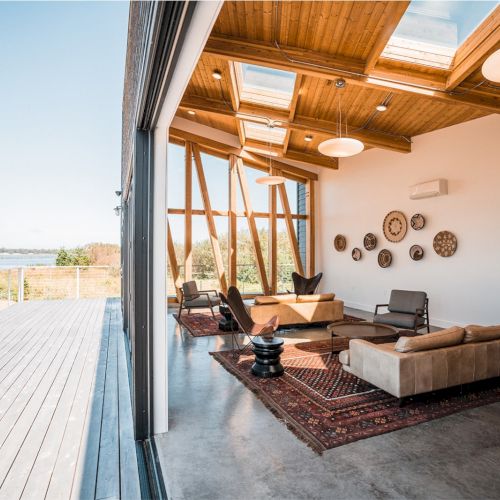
xmin=184 ymin=142 xmax=192 ymax=281
xmin=229 ymin=155 xmax=238 ymax=287
xmin=192 ymin=144 xmax=228 ymax=294
xmin=278 ymin=178 xmax=305 ymax=277
xmin=268 ymin=168 xmax=278 ymax=295
xmin=236 ymin=158 xmax=270 ymax=295
xmin=306 ymin=179 xmax=316 ymax=277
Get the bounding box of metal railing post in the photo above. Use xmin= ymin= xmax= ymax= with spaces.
xmin=76 ymin=267 xmax=80 ymax=299
xmin=7 ymin=269 xmax=11 ymax=302
xmin=17 ymin=267 xmax=24 ymax=303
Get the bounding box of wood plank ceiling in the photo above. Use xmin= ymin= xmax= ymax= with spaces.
xmin=176 ymin=1 xmax=500 ymax=168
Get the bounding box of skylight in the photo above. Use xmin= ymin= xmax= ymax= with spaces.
xmin=243 ymin=121 xmax=287 ymax=145
xmin=381 ymin=1 xmax=499 ymax=69
xmin=236 ymin=63 xmax=297 ymax=109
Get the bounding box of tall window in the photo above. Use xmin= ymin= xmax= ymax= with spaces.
xmin=167 ymin=142 xmax=311 ymax=297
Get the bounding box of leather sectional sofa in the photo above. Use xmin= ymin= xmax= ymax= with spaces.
xmin=339 ymin=324 xmax=500 ymax=398
xmin=249 ymin=293 xmax=344 ymax=326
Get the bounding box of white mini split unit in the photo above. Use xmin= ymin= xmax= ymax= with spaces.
xmin=409 ymin=179 xmax=448 ymax=200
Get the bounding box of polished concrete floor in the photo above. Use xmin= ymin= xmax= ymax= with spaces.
xmin=155 ymin=308 xmax=500 ymax=500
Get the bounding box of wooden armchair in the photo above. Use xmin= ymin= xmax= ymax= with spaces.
xmin=374 ymin=289 xmax=430 ymax=334
xmin=178 ymin=280 xmax=221 ymax=320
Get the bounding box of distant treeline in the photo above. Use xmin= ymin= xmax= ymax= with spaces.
xmin=0 ymin=248 xmax=58 ymax=254
xmin=56 ymin=243 xmax=120 ymax=267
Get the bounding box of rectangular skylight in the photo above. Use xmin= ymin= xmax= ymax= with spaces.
xmin=243 ymin=121 xmax=287 ymax=145
xmin=381 ymin=1 xmax=499 ymax=69
xmin=236 ymin=63 xmax=297 ymax=109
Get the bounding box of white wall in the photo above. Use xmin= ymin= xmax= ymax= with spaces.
xmin=317 ymin=114 xmax=500 ymax=327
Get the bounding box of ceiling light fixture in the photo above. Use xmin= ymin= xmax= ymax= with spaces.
xmin=187 ymin=110 xmax=196 ymax=115
xmin=256 ymin=125 xmax=286 ymax=186
xmin=304 ymin=135 xmax=313 ymax=142
xmin=376 ymin=104 xmax=388 ymax=112
xmin=318 ymin=80 xmax=364 ymax=158
xmin=482 ymin=49 xmax=500 ymax=83
xmin=212 ymin=70 xmax=222 ymax=80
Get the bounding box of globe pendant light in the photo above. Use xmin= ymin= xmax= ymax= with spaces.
xmin=482 ymin=48 xmax=500 ymax=83
xmin=256 ymin=124 xmax=286 ymax=185
xmin=318 ymin=81 xmax=364 ymax=158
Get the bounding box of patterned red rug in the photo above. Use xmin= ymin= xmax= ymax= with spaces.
xmin=211 ymin=339 xmax=500 ymax=453
xmin=174 ymin=311 xmax=363 ymax=337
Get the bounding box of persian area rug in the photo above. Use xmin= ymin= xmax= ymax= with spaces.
xmin=210 ymin=339 xmax=500 ymax=453
xmin=174 ymin=312 xmax=364 ymax=338
xmin=173 ymin=311 xmax=225 ymax=337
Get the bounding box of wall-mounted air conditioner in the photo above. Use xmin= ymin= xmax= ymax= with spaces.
xmin=409 ymin=179 xmax=448 ymax=200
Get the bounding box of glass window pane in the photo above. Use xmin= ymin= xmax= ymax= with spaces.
xmin=382 ymin=1 xmax=498 ymax=68
xmin=243 ymin=121 xmax=287 ymax=145
xmin=237 ymin=63 xmax=297 ymax=109
xmin=167 ymin=214 xmax=185 ymax=295
xmin=236 ymin=218 xmax=266 ymax=295
xmin=237 ymin=165 xmax=269 ymax=213
xmin=276 ymin=220 xmax=294 ymax=293
xmin=167 ymin=143 xmax=185 ymax=209
xmin=199 ymin=152 xmax=229 ymax=211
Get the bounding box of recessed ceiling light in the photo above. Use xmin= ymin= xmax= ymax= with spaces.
xmin=304 ymin=135 xmax=313 ymax=142
xmin=187 ymin=110 xmax=196 ymax=115
xmin=376 ymin=104 xmax=388 ymax=112
xmin=212 ymin=70 xmax=222 ymax=80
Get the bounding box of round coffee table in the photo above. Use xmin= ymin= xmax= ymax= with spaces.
xmin=327 ymin=321 xmax=399 ymax=353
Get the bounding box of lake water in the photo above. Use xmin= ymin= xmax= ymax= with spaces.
xmin=0 ymin=254 xmax=57 ymax=269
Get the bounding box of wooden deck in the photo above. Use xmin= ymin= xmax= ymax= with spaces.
xmin=0 ymin=298 xmax=141 ymax=500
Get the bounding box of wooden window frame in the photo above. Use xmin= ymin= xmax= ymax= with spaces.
xmin=167 ymin=140 xmax=315 ymax=300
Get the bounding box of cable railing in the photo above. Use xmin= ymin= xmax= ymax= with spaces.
xmin=167 ymin=263 xmax=295 ymax=296
xmin=0 ymin=266 xmax=121 ymax=307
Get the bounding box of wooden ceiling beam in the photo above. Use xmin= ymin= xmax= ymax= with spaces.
xmin=204 ymin=36 xmax=500 ymax=113
xmin=178 ymin=96 xmax=411 ymax=153
xmin=364 ymin=2 xmax=410 ymax=73
xmin=226 ymin=60 xmax=246 ymax=147
xmin=244 ymin=140 xmax=338 ymax=170
xmin=446 ymin=7 xmax=500 ymax=90
xmin=283 ymin=75 xmax=303 ymax=154
xmin=169 ymin=127 xmax=318 ymax=180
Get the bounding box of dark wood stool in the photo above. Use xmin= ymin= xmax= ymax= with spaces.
xmin=251 ymin=337 xmax=284 ymax=378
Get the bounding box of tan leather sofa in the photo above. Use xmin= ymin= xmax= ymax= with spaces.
xmin=339 ymin=325 xmax=500 ymax=398
xmin=249 ymin=293 xmax=344 ymax=326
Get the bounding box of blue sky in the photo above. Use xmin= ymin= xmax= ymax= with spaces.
xmin=0 ymin=1 xmax=129 ymax=249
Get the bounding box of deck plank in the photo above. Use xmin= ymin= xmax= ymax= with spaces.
xmin=117 ymin=302 xmax=141 ymax=500
xmin=95 ymin=300 xmax=121 ymax=500
xmin=0 ymin=299 xmax=140 ymax=500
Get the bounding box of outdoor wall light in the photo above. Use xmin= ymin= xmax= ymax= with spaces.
xmin=482 ymin=49 xmax=500 ymax=82
xmin=187 ymin=110 xmax=196 ymax=115
xmin=114 ymin=206 xmax=122 ymax=216
xmin=304 ymin=135 xmax=313 ymax=142
xmin=212 ymin=70 xmax=222 ymax=80
xmin=115 ymin=190 xmax=122 ymax=197
xmin=376 ymin=104 xmax=388 ymax=112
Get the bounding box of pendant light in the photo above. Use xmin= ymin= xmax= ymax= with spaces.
xmin=318 ymin=80 xmax=364 ymax=158
xmin=256 ymin=124 xmax=286 ymax=185
xmin=482 ymin=48 xmax=500 ymax=83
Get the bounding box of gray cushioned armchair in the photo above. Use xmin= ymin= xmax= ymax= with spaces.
xmin=374 ymin=289 xmax=430 ymax=334
xmin=178 ymin=280 xmax=221 ymax=320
